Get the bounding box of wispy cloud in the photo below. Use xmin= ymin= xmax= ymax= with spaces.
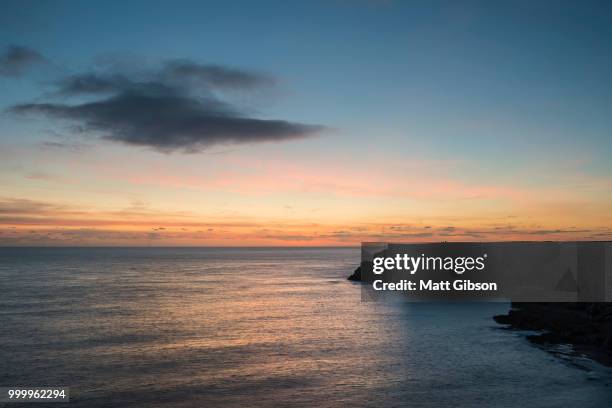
xmin=1 ymin=197 xmax=610 ymax=246
xmin=0 ymin=45 xmax=46 ymax=77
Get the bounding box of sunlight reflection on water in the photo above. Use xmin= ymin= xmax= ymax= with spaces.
xmin=1 ymin=247 xmax=611 ymax=407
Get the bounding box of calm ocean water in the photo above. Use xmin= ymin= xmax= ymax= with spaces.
xmin=1 ymin=247 xmax=611 ymax=407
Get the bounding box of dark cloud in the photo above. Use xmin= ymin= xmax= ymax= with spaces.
xmin=54 ymin=60 xmax=273 ymax=95
xmin=55 ymin=73 xmax=132 ymax=95
xmin=9 ymin=57 xmax=324 ymax=153
xmin=0 ymin=45 xmax=45 ymax=77
xmin=161 ymin=60 xmax=275 ymax=90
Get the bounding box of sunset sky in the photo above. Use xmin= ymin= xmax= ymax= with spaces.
xmin=1 ymin=0 xmax=612 ymax=245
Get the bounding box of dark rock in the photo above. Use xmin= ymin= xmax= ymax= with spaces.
xmin=494 ymin=302 xmax=612 ymax=366
xmin=347 ymin=266 xmax=362 ymax=281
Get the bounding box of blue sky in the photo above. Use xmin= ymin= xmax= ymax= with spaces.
xmin=1 ymin=0 xmax=612 ymax=245
xmin=3 ymin=1 xmax=612 ymax=154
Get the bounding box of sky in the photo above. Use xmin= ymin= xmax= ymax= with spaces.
xmin=1 ymin=0 xmax=612 ymax=246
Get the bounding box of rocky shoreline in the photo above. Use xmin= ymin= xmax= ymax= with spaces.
xmin=494 ymin=302 xmax=612 ymax=367
xmin=348 ymin=268 xmax=612 ymax=366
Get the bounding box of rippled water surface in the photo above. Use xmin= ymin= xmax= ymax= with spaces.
xmin=1 ymin=247 xmax=611 ymax=407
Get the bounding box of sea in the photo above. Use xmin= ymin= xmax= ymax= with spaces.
xmin=1 ymin=247 xmax=611 ymax=407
